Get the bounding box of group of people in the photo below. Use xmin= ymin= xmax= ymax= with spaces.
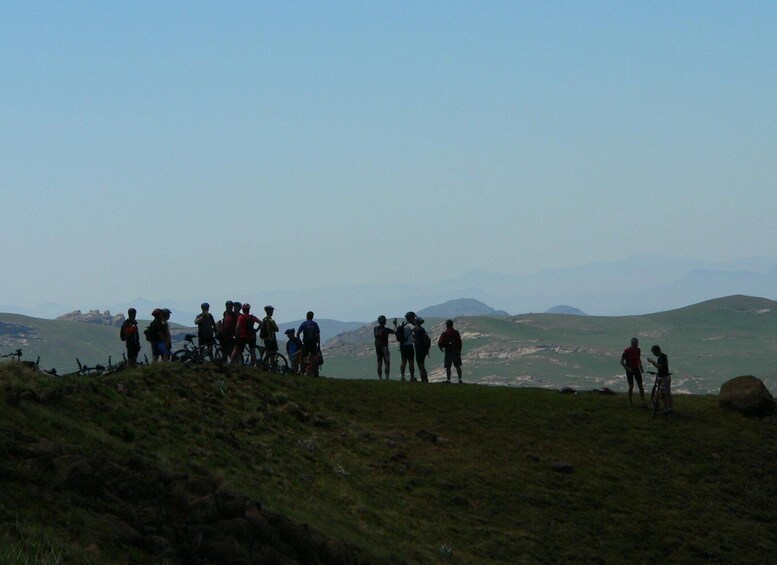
xmin=373 ymin=312 xmax=464 ymax=383
xmin=120 ymin=301 xmax=322 ymax=376
xmin=620 ymin=337 xmax=673 ymax=414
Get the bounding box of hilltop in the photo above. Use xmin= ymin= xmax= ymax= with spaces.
xmin=1 ymin=362 xmax=776 ymax=563
xmin=323 ymin=295 xmax=777 ymax=393
xmin=417 ymin=298 xmax=510 ymax=319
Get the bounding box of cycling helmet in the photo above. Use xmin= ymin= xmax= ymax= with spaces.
xmin=405 ymin=311 xmax=416 ymax=320
xmin=201 ymin=302 xmax=210 ymax=309
xmin=225 ymin=300 xmax=233 ymax=306
xmin=415 ymin=317 xmax=425 ymax=325
xmin=128 ymin=308 xmax=137 ymax=315
xmin=265 ymin=305 xmax=274 ymax=313
xmin=151 ymin=308 xmax=162 ymax=318
xmin=242 ymin=303 xmax=251 ymax=311
xmin=377 ymin=315 xmax=387 ymax=323
xmin=284 ymin=328 xmax=295 ymax=335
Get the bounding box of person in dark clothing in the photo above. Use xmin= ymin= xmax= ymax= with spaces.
xmin=194 ymin=302 xmax=218 ymax=359
xmin=394 ymin=311 xmax=416 ymax=381
xmin=285 ymin=329 xmax=303 ymax=373
xmin=620 ymin=337 xmax=646 ymax=407
xmin=120 ymin=307 xmax=141 ymax=367
xmin=438 ymin=319 xmax=463 ymax=383
xmin=220 ymin=301 xmax=238 ymax=360
xmin=413 ymin=317 xmax=431 ymax=383
xmin=373 ymin=315 xmax=395 ymax=380
xmin=648 ymin=345 xmax=673 ymax=414
xmin=297 ymin=311 xmax=321 ymax=376
xmin=148 ymin=308 xmax=171 ymax=363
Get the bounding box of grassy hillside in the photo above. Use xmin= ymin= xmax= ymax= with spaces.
xmin=323 ymin=296 xmax=777 ymax=394
xmin=1 ymin=362 xmax=776 ymax=563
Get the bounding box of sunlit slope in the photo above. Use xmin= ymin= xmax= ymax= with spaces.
xmin=323 ymin=296 xmax=777 ymax=394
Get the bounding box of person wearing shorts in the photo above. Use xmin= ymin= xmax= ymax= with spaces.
xmin=620 ymin=337 xmax=646 ymax=406
xmin=373 ymin=315 xmax=395 ymax=380
xmin=394 ymin=312 xmax=416 ymax=381
xmin=438 ymin=319 xmax=463 ymax=383
xmin=648 ymin=345 xmax=672 ymax=414
xmin=148 ymin=308 xmax=171 ymax=362
xmin=120 ymin=308 xmax=141 ymax=367
xmin=297 ymin=311 xmax=321 ymax=376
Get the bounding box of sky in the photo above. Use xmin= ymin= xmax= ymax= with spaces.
xmin=2 ymin=1 xmax=776 ymax=311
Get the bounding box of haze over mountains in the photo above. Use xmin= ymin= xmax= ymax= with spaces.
xmin=3 ymin=255 xmax=777 ymax=325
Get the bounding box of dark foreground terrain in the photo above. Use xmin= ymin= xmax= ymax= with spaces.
xmin=1 ymin=362 xmax=776 ymax=563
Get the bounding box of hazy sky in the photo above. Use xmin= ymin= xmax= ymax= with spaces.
xmin=3 ymin=1 xmax=776 ymax=308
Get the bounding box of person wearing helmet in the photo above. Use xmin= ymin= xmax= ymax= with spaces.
xmin=373 ymin=315 xmax=396 ymax=380
xmin=148 ymin=308 xmax=171 ymax=363
xmin=232 ymin=303 xmax=261 ymax=365
xmin=219 ymin=301 xmax=238 ymax=359
xmin=260 ymin=306 xmax=280 ymax=366
xmin=393 ymin=311 xmax=417 ymax=381
xmin=284 ymin=328 xmax=303 ymax=373
xmin=120 ymin=307 xmax=141 ymax=368
xmin=194 ymin=302 xmax=218 ymax=360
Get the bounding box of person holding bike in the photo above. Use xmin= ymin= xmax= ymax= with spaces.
xmin=620 ymin=337 xmax=646 ymax=407
xmin=232 ymin=303 xmax=261 ymax=365
xmin=285 ymin=328 xmax=303 ymax=373
xmin=297 ymin=311 xmax=321 ymax=376
xmin=648 ymin=345 xmax=673 ymax=415
xmin=194 ymin=302 xmax=218 ymax=359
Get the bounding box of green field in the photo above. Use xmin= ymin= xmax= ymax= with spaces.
xmin=1 ymin=362 xmax=776 ymax=563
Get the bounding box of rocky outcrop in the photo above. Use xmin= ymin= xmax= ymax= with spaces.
xmin=719 ymin=375 xmax=776 ymax=418
xmin=57 ymin=309 xmax=125 ymax=327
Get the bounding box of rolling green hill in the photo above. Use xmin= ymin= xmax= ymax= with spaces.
xmin=3 ymin=295 xmax=777 ymax=393
xmin=1 ymin=363 xmax=776 ymax=563
xmin=322 ymin=295 xmax=777 ymax=394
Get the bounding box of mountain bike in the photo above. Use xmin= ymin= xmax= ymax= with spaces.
xmin=1 ymin=349 xmax=23 ymax=361
xmin=254 ymin=344 xmax=288 ymax=374
xmin=647 ymin=370 xmax=673 ymax=418
xmin=172 ymin=334 xmax=222 ymax=365
xmin=75 ymin=358 xmax=107 ymax=377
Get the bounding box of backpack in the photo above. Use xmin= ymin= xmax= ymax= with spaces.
xmin=417 ymin=328 xmax=431 ymax=352
xmin=395 ymin=323 xmax=407 ymax=344
xmin=259 ymin=319 xmax=269 ymax=340
xmin=302 ymin=322 xmax=319 ymax=345
xmin=143 ymin=326 xmax=152 ymax=342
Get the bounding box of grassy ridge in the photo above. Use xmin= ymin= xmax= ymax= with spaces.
xmin=1 ymin=362 xmax=776 ymax=563
xmin=323 ymin=296 xmax=777 ymax=393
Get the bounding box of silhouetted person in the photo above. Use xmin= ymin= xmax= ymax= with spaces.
xmin=373 ymin=315 xmax=395 ymax=380
xmin=120 ymin=307 xmax=141 ymax=367
xmin=438 ymin=319 xmax=462 ymax=383
xmin=620 ymin=337 xmax=646 ymax=406
xmin=648 ymin=345 xmax=672 ymax=414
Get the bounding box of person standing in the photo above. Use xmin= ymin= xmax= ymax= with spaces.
xmin=285 ymin=328 xmax=303 ymax=373
xmin=148 ymin=308 xmax=171 ymax=363
xmin=437 ymin=319 xmax=463 ymax=384
xmin=413 ymin=317 xmax=431 ymax=383
xmin=394 ymin=312 xmax=416 ymax=381
xmin=297 ymin=311 xmax=321 ymax=376
xmin=220 ymin=301 xmax=238 ymax=360
xmin=194 ymin=302 xmax=218 ymax=359
xmin=260 ymin=305 xmax=280 ymax=365
xmin=648 ymin=345 xmax=673 ymax=414
xmin=120 ymin=307 xmax=141 ymax=367
xmin=232 ymin=303 xmax=261 ymax=365
xmin=373 ymin=315 xmax=395 ymax=380
xmin=620 ymin=337 xmax=646 ymax=407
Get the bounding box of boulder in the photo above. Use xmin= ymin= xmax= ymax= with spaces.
xmin=719 ymin=376 xmax=776 ymax=418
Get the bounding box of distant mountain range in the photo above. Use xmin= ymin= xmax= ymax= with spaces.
xmin=3 ymin=255 xmax=777 ymax=323
xmin=544 ymin=305 xmax=587 ymax=316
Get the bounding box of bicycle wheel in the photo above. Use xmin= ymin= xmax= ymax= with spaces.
xmin=172 ymin=349 xmax=192 ymax=364
xmin=651 ymin=381 xmax=660 ymax=418
xmin=268 ymin=352 xmax=288 ymax=374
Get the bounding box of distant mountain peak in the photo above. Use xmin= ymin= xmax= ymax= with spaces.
xmin=417 ymin=298 xmax=510 ymax=318
xmin=544 ymin=305 xmax=587 ymax=316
